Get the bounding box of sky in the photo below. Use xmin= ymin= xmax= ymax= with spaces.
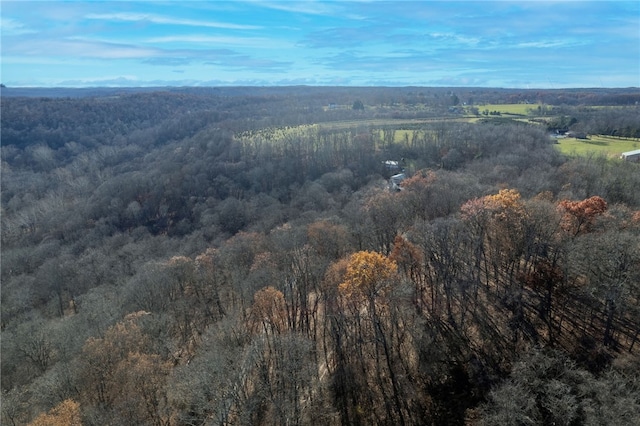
xmin=1 ymin=1 xmax=639 ymax=88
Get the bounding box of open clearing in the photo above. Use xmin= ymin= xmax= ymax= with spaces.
xmin=477 ymin=103 xmax=542 ymax=115
xmin=239 ymin=109 xmax=639 ymax=162
xmin=554 ymin=135 xmax=640 ymax=158
xmin=315 ymin=116 xmax=474 ymax=131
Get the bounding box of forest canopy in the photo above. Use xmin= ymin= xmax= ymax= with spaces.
xmin=2 ymin=86 xmax=640 ymax=425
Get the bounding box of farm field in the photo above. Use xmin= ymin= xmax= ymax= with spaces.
xmin=236 ymin=117 xmax=475 ymax=144
xmin=315 ymin=116 xmax=474 ymax=131
xmin=476 ymin=103 xmax=542 ymax=115
xmin=554 ymin=135 xmax=640 ymax=158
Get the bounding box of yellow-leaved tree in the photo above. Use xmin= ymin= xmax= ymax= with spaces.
xmin=334 ymin=251 xmax=411 ymax=425
xmin=339 ymin=250 xmax=397 ymax=300
xmin=482 ymin=188 xmax=528 ymax=224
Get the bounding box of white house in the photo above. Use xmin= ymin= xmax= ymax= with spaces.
xmin=620 ymin=149 xmax=640 ymax=162
xmin=383 ymin=160 xmax=400 ymax=172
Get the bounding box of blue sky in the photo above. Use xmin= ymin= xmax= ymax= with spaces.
xmin=1 ymin=1 xmax=639 ymax=88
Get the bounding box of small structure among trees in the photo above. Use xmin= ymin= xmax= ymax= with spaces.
xmin=389 ymin=172 xmax=406 ymax=191
xmin=566 ymin=131 xmax=588 ymax=139
xmin=620 ymin=149 xmax=640 ymax=162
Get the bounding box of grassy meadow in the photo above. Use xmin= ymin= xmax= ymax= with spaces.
xmin=476 ymin=103 xmax=544 ymax=115
xmin=554 ymin=135 xmax=640 ymax=158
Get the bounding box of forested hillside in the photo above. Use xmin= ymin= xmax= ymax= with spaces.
xmin=2 ymin=87 xmax=640 ymax=425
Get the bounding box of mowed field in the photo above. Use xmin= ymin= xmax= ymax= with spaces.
xmin=477 ymin=103 xmax=542 ymax=115
xmin=554 ymin=135 xmax=640 ymax=158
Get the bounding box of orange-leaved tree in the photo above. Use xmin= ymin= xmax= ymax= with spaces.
xmin=390 ymin=236 xmax=424 ymax=308
xmin=389 ymin=235 xmax=422 ymax=279
xmin=558 ymin=195 xmax=608 ymax=236
xmin=28 ymin=399 xmax=82 ymax=426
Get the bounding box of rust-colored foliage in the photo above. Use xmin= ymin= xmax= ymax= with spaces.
xmin=321 ymin=257 xmax=351 ymax=315
xmin=396 ymin=170 xmax=444 ymax=222
xmin=400 ymin=170 xmax=437 ymax=192
xmin=250 ymin=286 xmax=287 ymax=334
xmin=461 ymin=189 xmax=528 ymax=248
xmin=558 ymin=195 xmax=608 ymax=235
xmin=82 ymin=312 xmax=150 ymax=365
xmin=460 ymin=196 xmax=491 ymax=225
xmin=79 ymin=312 xmax=170 ymax=424
xmin=389 ymin=235 xmax=422 ymax=278
xmin=520 ymin=260 xmax=564 ymax=291
xmin=250 ymin=251 xmax=276 ymax=272
xmin=112 ymin=352 xmax=171 ymax=423
xmin=80 ymin=312 xmax=151 ymax=405
xmin=322 ymin=257 xmax=350 ymax=296
xmin=28 ymin=399 xmax=82 ymax=426
xmin=339 ymin=250 xmax=397 ymax=298
xmin=307 ymin=220 xmax=350 ymax=258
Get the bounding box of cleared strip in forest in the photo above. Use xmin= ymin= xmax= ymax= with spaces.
xmin=314 ymin=116 xmax=474 ymax=131
xmin=234 ymin=116 xmax=474 ymax=150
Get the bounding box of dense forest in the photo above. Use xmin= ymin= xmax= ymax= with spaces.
xmin=2 ymin=86 xmax=640 ymax=425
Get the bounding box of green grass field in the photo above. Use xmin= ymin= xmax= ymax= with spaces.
xmin=554 ymin=135 xmax=640 ymax=158
xmin=477 ymin=103 xmax=544 ymax=115
xmin=315 ymin=117 xmax=473 ymax=132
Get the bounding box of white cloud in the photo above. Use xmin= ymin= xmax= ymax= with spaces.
xmin=242 ymin=0 xmax=342 ymax=17
xmin=0 ymin=17 xmax=36 ymax=35
xmin=6 ymin=38 xmax=159 ymax=59
xmin=85 ymin=12 xmax=262 ymax=30
xmin=146 ymin=35 xmax=292 ymax=49
xmin=427 ymin=32 xmax=481 ymax=46
xmin=515 ymin=40 xmax=581 ymax=49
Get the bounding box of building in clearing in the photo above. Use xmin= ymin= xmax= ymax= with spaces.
xmin=620 ymin=149 xmax=640 ymax=162
xmin=383 ymin=160 xmax=401 ymax=173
